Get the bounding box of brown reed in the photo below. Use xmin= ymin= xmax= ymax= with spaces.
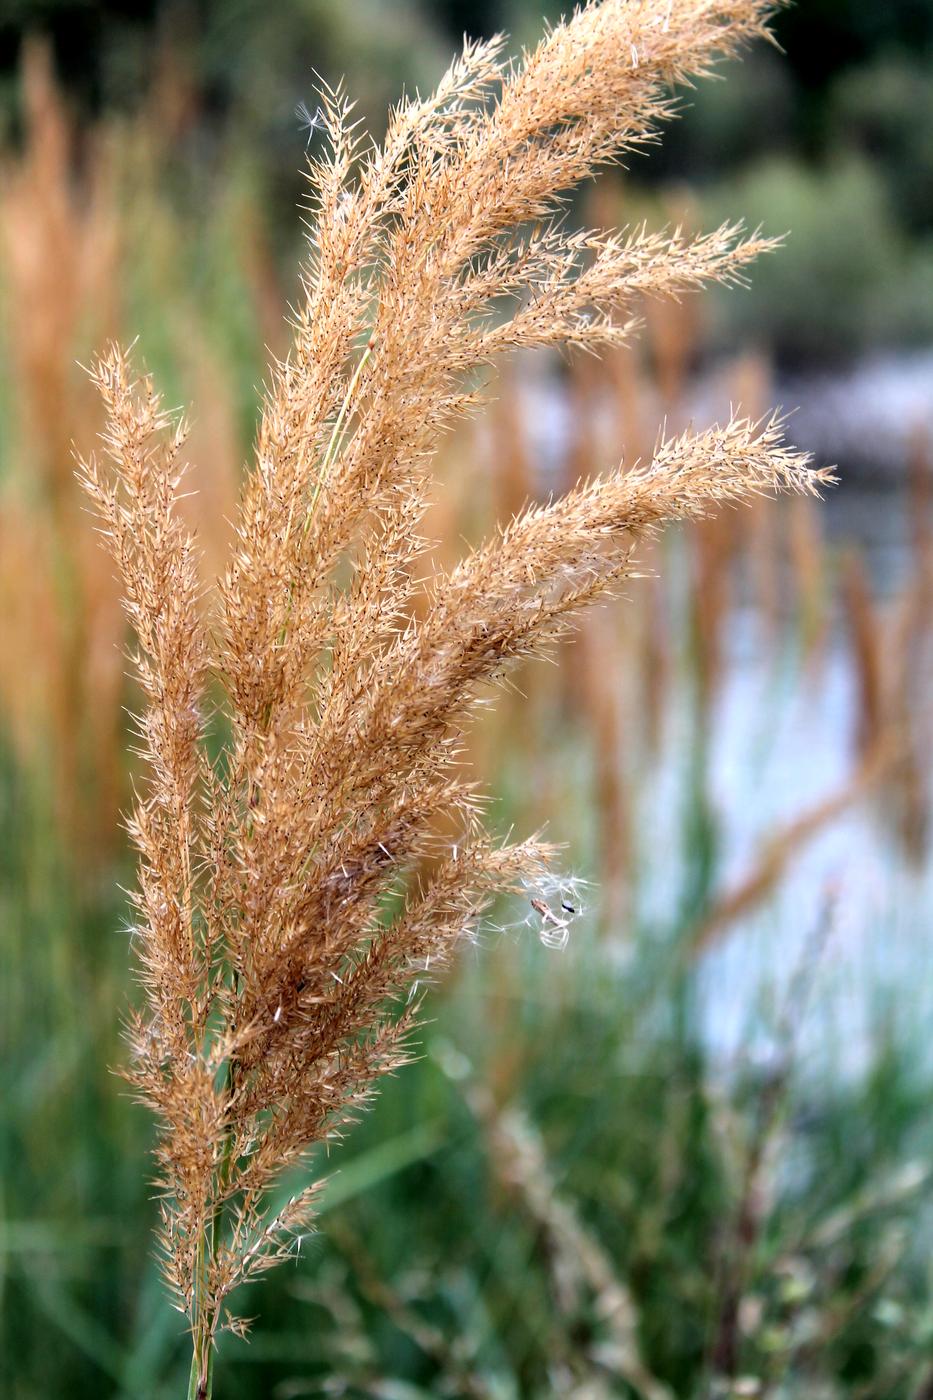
xmin=0 ymin=38 xmax=282 ymax=865
xmin=78 ymin=3 xmax=832 ymax=1391
xmin=842 ymin=550 xmax=885 ymax=763
xmin=0 ymin=38 xmax=123 ymax=849
xmin=784 ymin=488 xmax=828 ymax=669
xmin=840 ymin=542 xmax=930 ymax=863
xmin=690 ymin=739 xmax=894 ymax=956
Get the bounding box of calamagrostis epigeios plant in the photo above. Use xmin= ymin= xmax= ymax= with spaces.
xmin=80 ymin=2 xmax=832 ymax=1392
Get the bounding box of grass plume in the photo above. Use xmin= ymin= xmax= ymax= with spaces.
xmin=78 ymin=1 xmax=833 ymax=1391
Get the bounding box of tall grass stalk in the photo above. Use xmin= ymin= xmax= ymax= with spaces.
xmin=78 ymin=2 xmax=832 ymax=1392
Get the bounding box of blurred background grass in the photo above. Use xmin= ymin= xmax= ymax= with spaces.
xmin=2 ymin=3 xmax=933 ymax=1397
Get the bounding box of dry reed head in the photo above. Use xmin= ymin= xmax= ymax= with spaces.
xmin=0 ymin=37 xmax=124 ymax=850
xmin=78 ymin=0 xmax=832 ymax=1378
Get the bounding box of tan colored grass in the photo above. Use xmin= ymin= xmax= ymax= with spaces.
xmin=0 ymin=37 xmax=123 ymax=851
xmin=0 ymin=39 xmax=250 ymax=861
xmin=79 ymin=2 xmax=832 ymax=1389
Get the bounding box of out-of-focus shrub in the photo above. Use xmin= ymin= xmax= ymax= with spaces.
xmin=704 ymin=154 xmax=933 ymax=364
xmin=829 ymin=56 xmax=933 ymax=235
xmin=648 ymin=42 xmax=796 ymax=179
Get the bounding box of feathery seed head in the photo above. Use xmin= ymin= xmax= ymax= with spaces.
xmin=79 ymin=0 xmax=826 ymax=1365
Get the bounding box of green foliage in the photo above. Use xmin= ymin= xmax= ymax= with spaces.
xmin=4 ymin=666 xmax=933 ymax=1398
xmin=639 ymin=44 xmax=797 ymax=182
xmin=829 ymin=56 xmax=933 ymax=234
xmin=1 ymin=7 xmax=932 ymax=1395
xmin=704 ymin=155 xmax=933 ymax=363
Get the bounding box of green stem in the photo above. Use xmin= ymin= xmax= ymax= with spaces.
xmin=186 ymin=1345 xmax=201 ymax=1400
xmin=186 ymin=1337 xmax=215 ymax=1400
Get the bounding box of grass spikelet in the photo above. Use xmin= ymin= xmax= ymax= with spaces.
xmin=78 ymin=3 xmax=832 ymax=1391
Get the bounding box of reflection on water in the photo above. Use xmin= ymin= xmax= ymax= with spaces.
xmin=501 ymin=358 xmax=932 ymax=1076
xmin=631 ymin=483 xmax=929 ymax=1075
xmin=696 ymin=620 xmax=933 ymax=1075
xmin=823 ymin=483 xmax=912 ymax=596
xmin=781 ymin=350 xmax=933 ymax=484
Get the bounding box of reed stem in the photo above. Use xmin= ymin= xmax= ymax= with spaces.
xmin=186 ymin=1336 xmax=215 ymax=1400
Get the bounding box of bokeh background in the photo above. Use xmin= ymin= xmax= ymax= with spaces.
xmin=3 ymin=2 xmax=933 ymax=1397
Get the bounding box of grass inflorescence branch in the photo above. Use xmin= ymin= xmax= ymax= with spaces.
xmin=78 ymin=2 xmax=831 ymax=1392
